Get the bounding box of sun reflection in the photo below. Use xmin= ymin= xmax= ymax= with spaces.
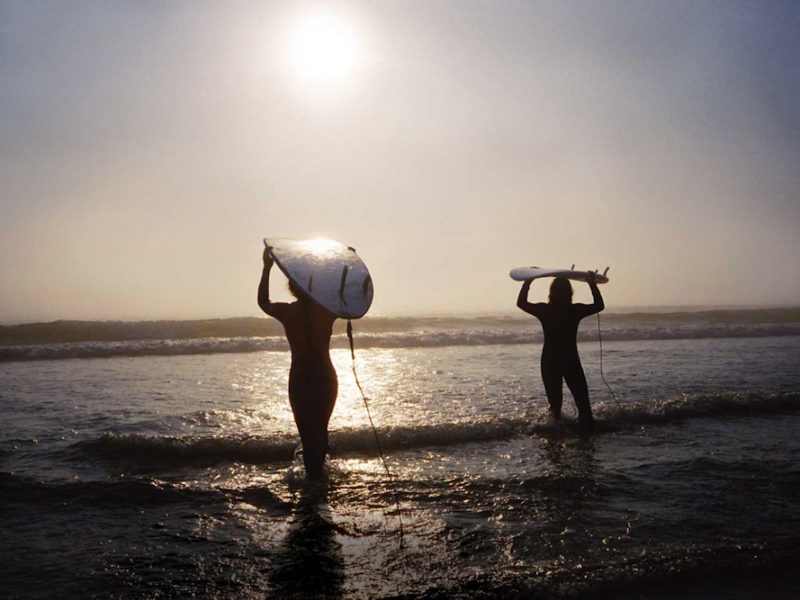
xmin=329 ymin=348 xmax=402 ymax=433
xmin=297 ymin=237 xmax=343 ymax=256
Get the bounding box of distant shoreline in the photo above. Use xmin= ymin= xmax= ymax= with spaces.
xmin=2 ymin=306 xmax=800 ymax=347
xmin=3 ymin=303 xmax=800 ymax=328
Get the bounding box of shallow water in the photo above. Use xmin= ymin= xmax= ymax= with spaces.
xmin=2 ymin=326 xmax=800 ymax=598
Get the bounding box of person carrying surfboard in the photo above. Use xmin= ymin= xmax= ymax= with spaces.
xmin=258 ymin=245 xmax=338 ymax=478
xmin=516 ymin=273 xmax=604 ymax=434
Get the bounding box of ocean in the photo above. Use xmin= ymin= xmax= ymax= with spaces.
xmin=2 ymin=308 xmax=800 ymax=599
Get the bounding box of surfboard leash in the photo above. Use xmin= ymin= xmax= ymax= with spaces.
xmin=346 ymin=319 xmax=405 ymax=550
xmin=596 ymin=312 xmax=623 ymax=411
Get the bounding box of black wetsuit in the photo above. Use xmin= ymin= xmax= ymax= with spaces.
xmin=517 ymin=281 xmax=604 ymax=433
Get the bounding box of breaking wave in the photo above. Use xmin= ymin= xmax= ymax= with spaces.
xmin=2 ymin=320 xmax=799 ymax=362
xmin=69 ymin=392 xmax=800 ymax=470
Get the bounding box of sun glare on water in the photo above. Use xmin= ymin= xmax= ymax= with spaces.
xmin=292 ymin=14 xmax=357 ymax=84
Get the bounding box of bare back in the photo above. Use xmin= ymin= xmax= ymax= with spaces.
xmin=262 ymin=301 xmax=337 ymax=360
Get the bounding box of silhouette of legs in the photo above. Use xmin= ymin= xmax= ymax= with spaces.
xmin=289 ymin=361 xmax=337 ymax=477
xmin=541 ymin=362 xmax=563 ymax=419
xmin=564 ymin=364 xmax=594 ymax=434
xmin=541 ymin=357 xmax=594 ymax=434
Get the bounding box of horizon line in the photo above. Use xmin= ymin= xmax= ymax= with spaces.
xmin=3 ymin=303 xmax=800 ymax=327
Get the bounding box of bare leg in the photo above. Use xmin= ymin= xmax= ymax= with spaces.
xmin=289 ymin=362 xmax=337 ymax=478
xmin=293 ymin=413 xmax=328 ymax=478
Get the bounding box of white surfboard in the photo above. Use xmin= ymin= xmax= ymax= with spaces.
xmin=509 ymin=266 xmax=609 ymax=284
xmin=265 ymin=238 xmax=374 ymax=319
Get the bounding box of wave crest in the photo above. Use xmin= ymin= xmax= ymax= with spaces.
xmin=69 ymin=392 xmax=800 ymax=469
xmin=3 ymin=323 xmax=799 ymax=362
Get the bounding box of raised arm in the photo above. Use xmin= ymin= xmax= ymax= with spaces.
xmin=257 ymin=246 xmax=290 ymax=321
xmin=516 ymin=279 xmax=543 ymax=316
xmin=577 ymin=273 xmax=605 ymax=317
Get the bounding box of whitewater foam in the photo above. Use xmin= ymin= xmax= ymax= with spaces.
xmin=68 ymin=392 xmax=800 ymax=470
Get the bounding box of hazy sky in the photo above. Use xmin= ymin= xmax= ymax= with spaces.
xmin=2 ymin=1 xmax=799 ymax=322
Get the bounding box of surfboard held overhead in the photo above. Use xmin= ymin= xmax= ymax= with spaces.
xmin=509 ymin=266 xmax=610 ymax=284
xmin=264 ymin=238 xmax=374 ymax=319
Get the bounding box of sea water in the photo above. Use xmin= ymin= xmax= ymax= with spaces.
xmin=2 ymin=311 xmax=800 ymax=599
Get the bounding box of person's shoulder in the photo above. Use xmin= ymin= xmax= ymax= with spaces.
xmin=282 ymin=301 xmax=305 ymax=314
xmin=528 ymin=302 xmax=549 ymax=314
xmin=312 ymin=303 xmax=337 ymax=323
xmin=571 ymin=303 xmax=593 ymax=312
xmin=265 ymin=300 xmax=297 ymax=320
xmin=269 ymin=300 xmax=297 ymax=310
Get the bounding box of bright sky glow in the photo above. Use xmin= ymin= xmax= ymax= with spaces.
xmin=291 ymin=14 xmax=357 ymax=84
xmin=1 ymin=2 xmax=799 ymax=322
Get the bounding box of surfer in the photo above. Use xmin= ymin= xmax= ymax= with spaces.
xmin=516 ymin=274 xmax=604 ymax=434
xmin=258 ymin=246 xmax=338 ymax=478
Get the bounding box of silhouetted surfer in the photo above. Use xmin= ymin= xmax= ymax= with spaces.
xmin=517 ymin=274 xmax=604 ymax=434
xmin=258 ymin=246 xmax=338 ymax=478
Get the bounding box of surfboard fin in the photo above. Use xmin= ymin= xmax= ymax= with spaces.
xmin=603 ymin=267 xmax=609 ymax=277
xmin=362 ymin=274 xmax=372 ymax=296
xmin=339 ymin=266 xmax=349 ymax=306
xmin=571 ymin=264 xmax=575 ymax=271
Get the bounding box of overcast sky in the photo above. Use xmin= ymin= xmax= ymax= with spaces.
xmin=1 ymin=1 xmax=799 ymax=322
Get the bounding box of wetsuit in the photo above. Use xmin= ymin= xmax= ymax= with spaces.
xmin=259 ymin=259 xmax=337 ymax=477
xmin=517 ymin=280 xmax=604 ymax=433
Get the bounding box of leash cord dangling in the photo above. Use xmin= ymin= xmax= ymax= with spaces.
xmin=346 ymin=319 xmax=405 ymax=549
xmin=596 ymin=312 xmax=622 ymax=410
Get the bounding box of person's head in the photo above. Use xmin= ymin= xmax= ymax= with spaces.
xmin=548 ymin=277 xmax=573 ymax=305
xmin=288 ymin=279 xmax=309 ymax=304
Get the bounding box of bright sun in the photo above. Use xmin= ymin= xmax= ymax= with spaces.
xmin=292 ymin=15 xmax=357 ymax=83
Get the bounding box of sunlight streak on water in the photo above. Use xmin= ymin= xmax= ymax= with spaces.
xmin=330 ymin=348 xmax=403 ymax=431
